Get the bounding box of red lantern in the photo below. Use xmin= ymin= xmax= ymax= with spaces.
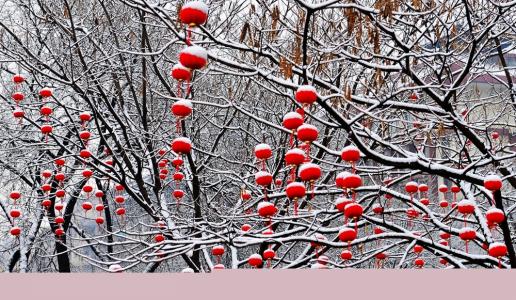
xmin=55 ymin=227 xmax=65 ymax=236
xmin=409 ymin=92 xmax=419 ymax=101
xmin=79 ymin=131 xmax=91 ymax=141
xmin=41 ymin=125 xmax=53 ymax=135
xmin=10 ymin=209 xmax=21 ymax=218
xmin=179 ymin=46 xmax=208 ymax=70
xmin=95 ymin=190 xmax=105 ymax=198
xmin=95 ymin=204 xmax=105 ymax=212
xmin=255 ymin=171 xmax=273 ymax=186
xmin=451 ymin=185 xmax=460 ymax=193
xmin=80 ymin=149 xmax=92 ymax=159
xmin=488 ymin=242 xmax=507 ymax=258
xmin=335 ymin=171 xmax=362 ymax=189
xmin=179 ymin=1 xmax=209 ymax=26
xmin=154 ymin=234 xmax=165 ymax=243
xmin=172 ymin=156 xmax=184 ymax=169
xmin=457 ymin=200 xmax=475 ymax=215
xmin=297 ymin=124 xmax=319 ymax=143
xmin=254 ymin=143 xmax=272 ymax=160
xmin=484 ymin=174 xmax=502 ymax=191
xmin=248 ymin=254 xmax=263 ymax=267
xmin=82 ymin=169 xmax=93 ymax=178
xmin=10 ymin=191 xmax=21 ymax=201
xmin=344 ymin=203 xmax=363 ymax=219
xmin=13 ymin=74 xmax=25 ymax=84
xmin=173 ymin=172 xmax=185 ymax=181
xmin=241 ymin=190 xmax=251 ymax=200
xmin=13 ymin=109 xmax=25 ymax=119
xmin=55 ymin=189 xmax=66 ymax=198
xmin=115 ymin=207 xmax=126 ymax=216
xmin=171 ymin=63 xmax=192 ymax=81
xmin=340 ymin=250 xmax=352 ymax=260
xmin=406 ymin=208 xmax=419 ymax=218
xmin=413 ymin=245 xmax=423 ymax=254
xmin=40 ymin=106 xmax=53 ymax=116
xmin=438 ymin=184 xmax=448 ymax=193
xmin=96 ymin=217 xmax=105 ymax=225
xmin=285 ymin=148 xmax=305 ymax=165
xmin=82 ymin=202 xmax=93 ymax=211
xmin=41 ymin=169 xmax=52 ymax=178
xmin=173 ymin=189 xmax=185 ymax=199
xmin=375 ymin=252 xmax=388 ymax=260
xmin=372 ymin=204 xmax=384 ymax=215
xmin=114 ymin=196 xmax=125 ymax=204
xmin=439 ymin=231 xmax=451 ymax=240
xmin=115 ymin=184 xmax=124 ymax=192
xmin=10 ymin=227 xmax=21 ymax=236
xmin=263 ymin=249 xmax=275 ymax=260
xmin=491 ymin=131 xmax=500 ymax=140
xmin=340 ymin=145 xmax=361 ymax=162
xmin=282 ymin=112 xmax=304 ymax=130
xmin=486 ymin=207 xmax=505 ymax=224
xmin=82 ymin=185 xmax=93 ymax=193
xmin=405 ymin=181 xmax=418 ymax=194
xmin=171 ymin=137 xmax=192 ymax=154
xmin=257 ymin=201 xmax=277 ymax=218
xmin=41 ymin=184 xmax=51 ymax=192
xmin=241 ymin=224 xmax=252 ymax=232
xmin=338 ymin=227 xmax=357 ymax=242
xmin=55 ymin=173 xmax=65 ymax=181
xmin=298 ymin=163 xmax=321 ymax=182
xmin=420 ymin=198 xmax=430 ymax=206
xmin=418 ymin=184 xmax=428 ymax=193
xmin=285 ymin=182 xmax=306 ymax=199
xmin=55 ymin=203 xmax=64 ymax=211
xmin=55 ymin=216 xmax=64 ymax=224
xmin=55 ymin=158 xmax=66 ymax=166
xmin=211 ymin=245 xmax=225 ymax=256
xmin=41 ymin=199 xmax=52 ymax=207
xmin=79 ymin=112 xmax=91 ymax=122
xmin=12 ymin=92 xmax=24 ymax=102
xmin=295 ymin=85 xmax=318 ymax=105
xmin=459 ymin=227 xmax=476 ymax=241
xmin=439 ymin=200 xmax=449 ymax=208
xmin=374 ymin=227 xmax=384 ymax=235
xmin=414 ymin=258 xmax=425 ymax=268
xmin=171 ymin=99 xmax=193 ymax=118
xmin=39 ymin=87 xmax=53 ymax=98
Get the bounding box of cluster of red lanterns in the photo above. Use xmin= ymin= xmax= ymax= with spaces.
xmin=9 ymin=191 xmax=22 ymax=236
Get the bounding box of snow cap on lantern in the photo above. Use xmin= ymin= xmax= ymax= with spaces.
xmin=254 ymin=143 xmax=272 ymax=160
xmin=295 ymin=85 xmax=318 ymax=105
xmin=484 ymin=174 xmax=502 ymax=191
xmin=298 ymin=162 xmax=321 ymax=182
xmin=171 ymin=137 xmax=192 ymax=154
xmin=172 ymin=99 xmax=193 ymax=118
xmin=39 ymin=87 xmax=53 ymax=98
xmin=171 ymin=63 xmax=192 ymax=81
xmin=335 ymin=171 xmax=362 ymax=189
xmin=255 ymin=171 xmax=273 ymax=186
xmin=179 ymin=46 xmax=208 ymax=70
xmin=458 ymin=227 xmax=476 ymax=240
xmin=405 ymin=181 xmax=418 ymax=193
xmin=297 ymin=124 xmax=319 ymax=143
xmin=341 ymin=145 xmax=361 ymax=162
xmin=418 ymin=184 xmax=428 ymax=192
xmin=338 ymin=227 xmax=357 ymax=242
xmin=248 ymin=253 xmax=263 ymax=267
xmin=488 ymin=242 xmax=507 ymax=258
xmin=257 ymin=201 xmax=277 ymax=218
xmin=457 ymin=199 xmax=475 ymax=215
xmin=285 ymin=182 xmax=306 ymax=199
xmin=335 ymin=197 xmax=352 ymax=212
xmin=282 ymin=112 xmax=304 ymax=130
xmin=486 ymin=207 xmax=505 ymax=224
xmin=285 ymin=148 xmax=305 ymax=165
xmin=344 ymin=202 xmax=363 ymax=219
xmin=179 ymin=1 xmax=209 ymax=26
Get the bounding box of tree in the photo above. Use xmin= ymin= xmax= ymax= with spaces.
xmin=0 ymin=0 xmax=515 ymax=272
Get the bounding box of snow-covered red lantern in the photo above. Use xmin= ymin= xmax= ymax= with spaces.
xmin=298 ymin=163 xmax=321 ymax=182
xmin=55 ymin=158 xmax=66 ymax=167
xmin=96 ymin=217 xmax=105 ymax=225
xmin=254 ymin=143 xmax=272 ymax=160
xmin=41 ymin=169 xmax=52 ymax=178
xmin=172 ymin=156 xmax=184 ymax=168
xmin=171 ymin=99 xmax=193 ymax=119
xmin=179 ymin=1 xmax=209 ymax=26
xmin=340 ymin=250 xmax=352 ymax=260
xmin=179 ymin=46 xmax=208 ymax=70
xmin=55 ymin=173 xmax=65 ymax=181
xmin=95 ymin=190 xmax=105 ymax=198
xmin=374 ymin=227 xmax=384 ymax=235
xmin=10 ymin=191 xmax=21 ymax=201
xmin=95 ymin=204 xmax=105 ymax=212
xmin=438 ymin=184 xmax=448 ymax=193
xmin=83 ymin=185 xmax=93 ymax=193
xmin=409 ymin=92 xmax=419 ymax=101
xmin=173 ymin=189 xmax=185 ymax=199
xmin=241 ymin=190 xmax=251 ymax=201
xmin=418 ymin=184 xmax=428 ymax=193
xmin=285 ymin=182 xmax=306 ymax=199
xmin=457 ymin=200 xmax=475 ymax=215
xmin=405 ymin=181 xmax=418 ymax=194
xmin=420 ymin=198 xmax=430 ymax=206
xmin=82 ymin=202 xmax=93 ymax=211
xmin=257 ymin=201 xmax=277 ymax=218
xmin=79 ymin=131 xmax=91 ymax=141
xmin=372 ymin=204 xmax=384 ymax=215
xmin=255 ymin=171 xmax=273 ymax=186
xmin=55 ymin=189 xmax=66 ymax=198
xmin=154 ymin=234 xmax=165 ymax=243
xmin=114 ymin=196 xmax=125 ymax=204
xmin=263 ymin=249 xmax=275 ymax=260
xmin=115 ymin=207 xmax=126 ymax=216
xmin=335 ymin=171 xmax=362 ymax=189
xmin=439 ymin=231 xmax=451 ymax=240
xmin=41 ymin=125 xmax=53 ymax=135
xmin=211 ymin=245 xmax=225 ymax=256
xmin=248 ymin=254 xmax=263 ymax=268
xmin=282 ymin=112 xmax=304 ymax=130
xmin=55 ymin=202 xmax=64 ymax=211
xmin=285 ymin=148 xmax=305 ymax=166
xmin=406 ymin=208 xmax=419 ymax=219
xmin=82 ymin=169 xmax=93 ymax=178
xmin=295 ymin=85 xmax=318 ymax=105
xmin=486 ymin=207 xmax=505 ymax=224
xmin=10 ymin=227 xmax=21 ymax=236
xmin=55 ymin=216 xmax=65 ymax=224
xmin=39 ymin=87 xmax=53 ymax=98
xmin=414 ymin=258 xmax=425 ymax=268
xmin=459 ymin=227 xmax=476 ymax=241
xmin=344 ymin=202 xmax=363 ymax=219
xmin=439 ymin=200 xmax=449 ymax=208
xmin=13 ymin=109 xmax=25 ymax=119
xmin=55 ymin=227 xmax=65 ymax=236
xmin=173 ymin=172 xmax=185 ymax=181
xmin=79 ymin=112 xmax=91 ymax=122
xmin=335 ymin=197 xmax=352 ymax=212
xmin=80 ymin=149 xmax=92 ymax=159
xmin=341 ymin=145 xmax=361 ymax=162
xmin=13 ymin=74 xmax=25 ymax=84
xmin=171 ymin=137 xmax=192 ymax=154
xmin=488 ymin=242 xmax=507 ymax=258
xmin=297 ymin=124 xmax=318 ymax=143
xmin=338 ymin=227 xmax=357 ymax=242
xmin=40 ymin=106 xmax=53 ymax=116
xmin=484 ymin=174 xmax=502 ymax=191
xmin=451 ymin=185 xmax=460 ymax=193
xmin=10 ymin=209 xmax=21 ymax=218
xmin=41 ymin=184 xmax=52 ymax=192
xmin=41 ymin=199 xmax=52 ymax=207
xmin=12 ymin=92 xmax=24 ymax=102
xmin=241 ymin=224 xmax=252 ymax=232
xmin=171 ymin=63 xmax=192 ymax=81
xmin=413 ymin=245 xmax=423 ymax=254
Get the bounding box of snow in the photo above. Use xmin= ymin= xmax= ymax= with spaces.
xmin=297 ymin=85 xmax=317 ymax=93
xmin=173 ymin=63 xmax=190 ymax=71
xmin=174 ymin=99 xmax=193 ymax=109
xmin=254 ymin=143 xmax=271 ymax=152
xmin=459 ymin=227 xmax=475 ymax=234
xmin=173 ymin=137 xmax=192 ymax=145
xmin=298 ymin=162 xmax=320 ymax=173
xmin=286 ymin=182 xmax=305 ymax=189
xmin=181 ymin=45 xmax=208 ymax=59
xmin=489 ymin=242 xmax=506 ymax=249
xmin=485 ymin=174 xmax=502 ymax=182
xmin=286 ymin=148 xmax=305 ymax=156
xmin=283 ymin=111 xmax=303 ymax=121
xmin=297 ymin=123 xmax=317 ymax=131
xmin=182 ymin=1 xmax=209 ymax=14
xmin=181 ymin=267 xmax=194 ymax=273
xmin=457 ymin=199 xmax=475 ymax=207
xmin=257 ymin=201 xmax=274 ymax=210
